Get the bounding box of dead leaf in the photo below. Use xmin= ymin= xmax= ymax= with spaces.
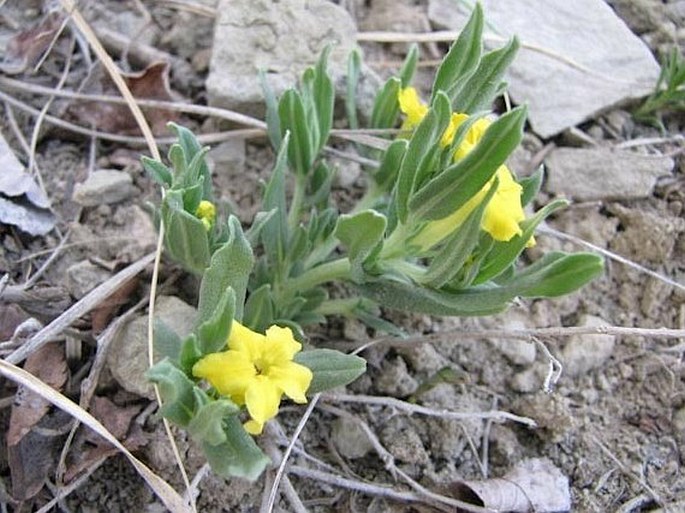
xmin=0 ymin=132 xmax=56 ymax=236
xmin=63 ymin=396 xmax=145 ymax=483
xmin=90 ymin=277 xmax=139 ymax=333
xmin=89 ymin=396 xmax=142 ymax=441
xmin=0 ymin=11 xmax=66 ymax=75
xmin=450 ymin=458 xmax=571 ymax=513
xmin=67 ymin=61 xmax=181 ymax=135
xmin=8 ymin=411 xmax=71 ymax=501
xmin=7 ymin=342 xmax=68 ymax=446
xmin=0 ymin=304 xmax=30 ymax=341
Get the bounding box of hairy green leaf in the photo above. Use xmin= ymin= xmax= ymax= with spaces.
xmin=295 ymin=349 xmax=367 ymax=394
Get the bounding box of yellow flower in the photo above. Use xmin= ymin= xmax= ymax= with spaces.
xmin=398 ymin=87 xmax=464 ymax=147
xmin=195 ymin=200 xmax=216 ymax=231
xmin=396 ymin=98 xmax=530 ymax=248
xmin=398 ymin=87 xmax=428 ymax=131
xmin=192 ymin=321 xmax=313 ymax=435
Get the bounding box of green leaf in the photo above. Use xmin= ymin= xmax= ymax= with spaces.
xmin=259 ymin=69 xmax=282 ymax=149
xmin=519 ymin=166 xmax=544 ymax=207
xmin=202 ymin=415 xmax=270 ymax=481
xmin=399 ymin=44 xmax=419 ymax=87
xmin=313 ymin=46 xmax=334 ymax=151
xmin=168 ymin=122 xmax=213 ymax=199
xmin=503 ymin=251 xmax=604 ymax=298
xmin=197 ymin=287 xmax=236 ymax=354
xmin=182 ymin=183 xmax=204 ymax=214
xmin=197 ymin=216 xmax=254 ymax=323
xmin=395 ymin=92 xmax=452 ymax=223
xmin=307 ymin=161 xmax=334 ymax=210
xmin=374 ymin=139 xmax=408 ymax=192
xmin=452 ymin=37 xmax=520 ymax=114
xmin=245 ymin=209 xmax=277 ymax=246
xmin=334 ymin=210 xmax=387 ymax=281
xmin=142 ymin=157 xmax=172 ymax=187
xmin=145 ymin=360 xmax=197 ymax=426
xmin=359 ymin=278 xmax=513 ymax=316
xmin=242 ymin=284 xmax=274 ymax=333
xmin=421 ymin=178 xmax=498 ymax=288
xmin=431 ymin=3 xmax=483 ymax=104
xmin=179 ymin=334 xmax=202 ymax=376
xmin=168 ymin=144 xmax=186 ymax=184
xmin=346 ymin=49 xmax=362 ymax=130
xmin=162 ymin=197 xmax=210 ymax=275
xmin=279 ymin=89 xmax=313 ymax=176
xmin=474 ymin=198 xmax=567 ymax=285
xmin=261 ymin=133 xmax=290 ymax=263
xmin=294 ymin=349 xmax=367 ymax=394
xmin=153 ymin=319 xmax=182 ymax=362
xmin=371 ymin=77 xmax=401 ymax=129
xmin=409 ymin=106 xmax=526 ymax=221
xmin=187 ymin=394 xmax=238 ymax=446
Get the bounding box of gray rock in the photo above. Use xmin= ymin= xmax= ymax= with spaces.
xmin=107 ymin=296 xmax=197 ymax=399
xmin=375 ymin=356 xmax=418 ymax=396
xmin=380 ymin=417 xmax=430 ymax=465
xmin=207 ymin=0 xmax=358 ymax=118
xmin=561 ymin=315 xmax=615 ymax=377
xmin=545 ymin=148 xmax=674 ymax=201
xmin=66 ymin=261 xmax=111 ymax=299
xmin=73 ymin=170 xmax=134 ymax=207
xmin=428 ymin=0 xmax=660 ymax=137
xmin=331 ymin=416 xmax=374 ymax=459
xmin=490 ymin=313 xmax=537 ymax=366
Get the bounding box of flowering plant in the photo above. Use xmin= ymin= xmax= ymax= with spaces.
xmin=143 ymin=4 xmax=603 ymax=481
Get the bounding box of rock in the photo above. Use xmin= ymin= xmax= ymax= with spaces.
xmin=379 ymin=417 xmax=430 ymax=465
xmin=545 ymin=148 xmax=674 ymax=201
xmin=66 ymin=261 xmax=111 ymax=299
xmin=375 ymin=356 xmax=418 ymax=397
xmin=561 ymin=315 xmax=615 ymax=377
xmin=331 ymin=416 xmax=374 ymax=459
xmin=428 ymin=0 xmax=660 ymax=137
xmin=73 ymin=170 xmax=134 ymax=207
xmin=207 ymin=0 xmax=358 ymax=118
xmin=107 ymin=296 xmax=197 ymax=399
xmin=510 ymin=364 xmax=547 ymax=393
xmin=332 ymin=155 xmax=362 ymax=188
xmin=490 ymin=313 xmax=537 ymax=366
xmin=608 ymin=204 xmax=685 ymax=264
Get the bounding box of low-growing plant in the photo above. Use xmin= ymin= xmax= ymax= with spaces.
xmin=142 ymin=4 xmax=603 ymax=480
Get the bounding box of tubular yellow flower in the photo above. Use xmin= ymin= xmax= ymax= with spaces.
xmin=398 ymin=87 xmax=464 ymax=147
xmin=195 ymin=200 xmax=216 ymax=231
xmin=396 ymin=100 xmax=530 ymax=248
xmin=398 ymin=87 xmax=428 ymax=130
xmin=192 ymin=321 xmax=313 ymax=435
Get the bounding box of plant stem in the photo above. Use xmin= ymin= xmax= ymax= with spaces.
xmin=287 ymin=257 xmax=351 ymax=293
xmin=314 ymin=297 xmax=365 ymax=316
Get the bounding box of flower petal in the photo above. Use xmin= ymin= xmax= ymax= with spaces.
xmin=267 ymin=362 xmax=313 ymax=404
xmin=244 ymin=375 xmax=281 ymax=428
xmin=192 ymin=351 xmax=256 ymax=403
xmin=228 ymin=321 xmax=265 ymax=362
xmin=482 ymin=166 xmax=525 ymax=242
xmin=262 ymin=325 xmax=301 ymax=364
xmin=398 ymin=87 xmax=428 ymax=129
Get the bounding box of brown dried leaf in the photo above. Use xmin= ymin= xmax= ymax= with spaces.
xmin=67 ymin=61 xmax=181 ymax=135
xmin=0 ymin=11 xmax=66 ymax=75
xmin=90 ymin=277 xmax=139 ymax=333
xmin=7 ymin=342 xmax=68 ymax=446
xmin=89 ymin=395 xmax=142 ymax=441
xmin=0 ymin=304 xmax=30 ymax=341
xmin=63 ymin=396 xmax=146 ymax=483
xmin=451 ymin=458 xmax=571 ymax=513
